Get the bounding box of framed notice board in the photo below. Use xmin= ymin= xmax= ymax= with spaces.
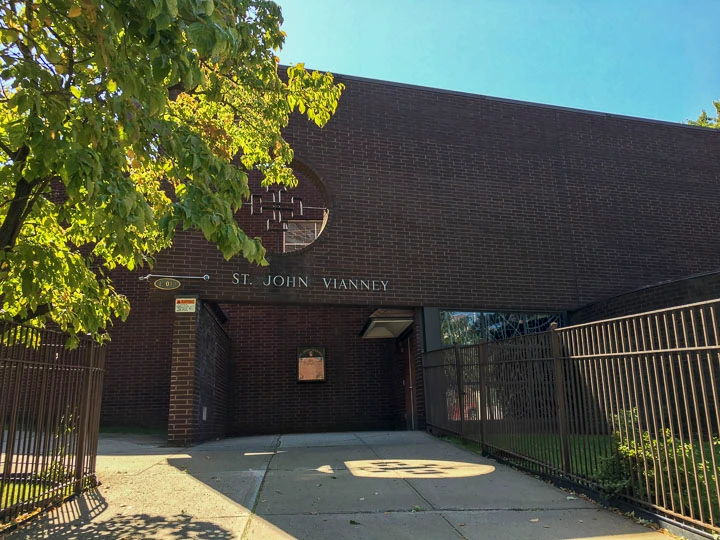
xmin=297 ymin=347 xmax=325 ymax=382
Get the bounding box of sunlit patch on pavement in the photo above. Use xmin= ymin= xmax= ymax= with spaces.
xmin=344 ymin=459 xmax=495 ymax=478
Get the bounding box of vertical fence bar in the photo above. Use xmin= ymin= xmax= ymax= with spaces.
xmin=678 ymin=310 xmax=703 ymax=521
xmin=642 ymin=314 xmax=665 ymax=510
xmin=15 ymin=327 xmax=34 ymax=510
xmin=576 ymin=328 xmax=591 ymax=477
xmin=454 ymin=344 xmax=465 ymax=438
xmin=550 ymin=323 xmax=571 ymax=474
xmin=478 ymin=342 xmax=489 ymax=447
xmin=2 ymin=357 xmax=22 ymax=502
xmin=1 ymin=324 xmax=104 ymax=526
xmin=74 ymin=345 xmax=93 ymax=494
xmin=654 ymin=313 xmax=678 ymax=514
xmin=422 ymin=299 xmax=720 ymax=535
xmin=476 ymin=343 xmax=487 ymax=446
xmin=629 ymin=317 xmax=651 ymax=502
xmin=597 ymin=324 xmax=615 ymax=481
xmin=668 ymin=312 xmax=693 ymax=518
xmin=703 ymin=307 xmax=720 ymax=521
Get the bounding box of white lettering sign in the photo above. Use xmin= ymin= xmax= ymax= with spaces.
xmin=232 ymin=273 xmax=389 ymax=292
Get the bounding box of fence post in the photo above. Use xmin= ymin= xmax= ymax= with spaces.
xmin=477 ymin=342 xmax=487 ymax=447
xmin=454 ymin=343 xmax=465 ymax=438
xmin=2 ymin=360 xmax=23 ymax=494
xmin=74 ymin=345 xmax=95 ymax=494
xmin=550 ymin=323 xmax=571 ymax=475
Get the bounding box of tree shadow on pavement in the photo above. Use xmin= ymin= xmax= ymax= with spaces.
xmin=28 ymin=513 xmax=235 ymax=539
xmin=6 ymin=488 xmax=234 ymax=540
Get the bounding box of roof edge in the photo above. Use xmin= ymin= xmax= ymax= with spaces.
xmin=282 ymin=65 xmax=720 ymax=133
xmin=571 ymin=269 xmax=720 ymax=313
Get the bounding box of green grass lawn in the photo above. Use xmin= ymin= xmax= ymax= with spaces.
xmin=2 ymin=482 xmax=41 ymax=508
xmin=1 ymin=482 xmax=73 ymax=533
xmin=1 ymin=481 xmax=71 ymax=508
xmin=482 ymin=432 xmax=613 ymax=478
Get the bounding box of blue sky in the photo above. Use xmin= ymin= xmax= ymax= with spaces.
xmin=277 ymin=0 xmax=720 ymax=123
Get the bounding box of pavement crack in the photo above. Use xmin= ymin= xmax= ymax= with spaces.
xmin=132 ymin=458 xmax=180 ymax=477
xmin=240 ymin=434 xmax=281 ymax=540
xmin=439 ymin=513 xmax=468 ymax=539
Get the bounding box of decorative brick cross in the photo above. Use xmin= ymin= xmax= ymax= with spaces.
xmin=250 ymin=189 xmax=303 ymax=232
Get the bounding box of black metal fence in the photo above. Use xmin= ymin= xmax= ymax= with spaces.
xmin=423 ymin=299 xmax=720 ymax=536
xmin=0 ymin=323 xmax=105 ymax=525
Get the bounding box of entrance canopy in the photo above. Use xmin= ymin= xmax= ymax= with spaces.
xmin=361 ymin=308 xmax=414 ymax=339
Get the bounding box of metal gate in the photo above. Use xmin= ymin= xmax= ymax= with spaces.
xmin=1 ymin=323 xmax=105 ymax=525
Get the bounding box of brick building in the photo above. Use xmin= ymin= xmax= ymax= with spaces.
xmin=102 ymin=73 xmax=720 ymax=444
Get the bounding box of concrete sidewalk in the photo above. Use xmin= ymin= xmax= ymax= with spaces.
xmin=6 ymin=431 xmax=671 ymax=539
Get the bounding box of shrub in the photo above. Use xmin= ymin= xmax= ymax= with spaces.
xmin=598 ymin=408 xmax=720 ymax=525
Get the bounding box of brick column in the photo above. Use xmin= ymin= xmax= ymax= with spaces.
xmin=168 ymin=296 xmax=200 ymax=446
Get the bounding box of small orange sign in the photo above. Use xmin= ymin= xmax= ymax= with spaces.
xmin=175 ymin=298 xmax=197 ymax=313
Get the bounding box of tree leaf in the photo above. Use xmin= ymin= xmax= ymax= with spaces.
xmin=0 ymin=0 xmax=342 ymax=344
xmin=165 ymin=0 xmax=178 ymax=18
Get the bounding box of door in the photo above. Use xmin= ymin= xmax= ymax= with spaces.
xmin=403 ymin=336 xmax=416 ymax=430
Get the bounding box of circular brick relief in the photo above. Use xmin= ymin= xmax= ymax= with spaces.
xmin=241 ymin=167 xmax=329 ymax=254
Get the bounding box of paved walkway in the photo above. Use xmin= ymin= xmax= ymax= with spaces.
xmin=7 ymin=431 xmax=670 ymax=539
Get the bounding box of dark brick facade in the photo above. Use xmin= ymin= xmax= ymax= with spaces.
xmin=101 ymin=72 xmax=720 ymax=440
xmin=569 ymin=271 xmax=720 ymax=324
xmin=167 ymin=302 xmax=231 ymax=445
xmin=168 ymin=304 xmax=197 ymax=444
xmin=138 ymin=74 xmax=720 ymax=312
xmin=222 ymin=304 xmax=405 ymax=435
xmin=101 ymin=278 xmax=173 ymax=428
xmin=192 ymin=304 xmax=231 ymax=443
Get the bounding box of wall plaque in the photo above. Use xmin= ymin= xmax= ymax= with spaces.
xmin=298 ymin=347 xmax=325 ymax=382
xmin=155 ymin=278 xmax=181 ymax=290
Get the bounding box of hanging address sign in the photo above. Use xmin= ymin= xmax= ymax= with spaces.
xmin=154 ymin=278 xmax=181 ymax=290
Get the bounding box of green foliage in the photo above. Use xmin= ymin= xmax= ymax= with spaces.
xmin=689 ymin=100 xmax=720 ymax=128
xmin=1 ymin=481 xmax=67 ymax=507
xmin=0 ymin=0 xmax=343 ymax=345
xmin=35 ymin=406 xmax=78 ymax=484
xmin=597 ymin=408 xmax=720 ymax=525
xmin=35 ymin=461 xmax=74 ymax=485
xmin=440 ymin=311 xmax=562 ymax=345
xmin=441 ymin=311 xmax=483 ymax=345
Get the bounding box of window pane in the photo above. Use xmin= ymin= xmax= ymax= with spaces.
xmin=284 ymin=221 xmax=323 ymax=252
xmin=440 ymin=311 xmax=564 ymax=345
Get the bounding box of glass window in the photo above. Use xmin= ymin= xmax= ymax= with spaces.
xmin=284 ymin=220 xmax=324 ymax=252
xmin=440 ymin=311 xmax=564 ymax=345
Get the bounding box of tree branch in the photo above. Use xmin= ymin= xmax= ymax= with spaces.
xmin=0 ymin=145 xmax=37 ymax=251
xmin=12 ymin=303 xmax=51 ymax=324
xmin=0 ymin=139 xmax=13 ymax=157
xmin=17 ymin=174 xmax=52 ymax=225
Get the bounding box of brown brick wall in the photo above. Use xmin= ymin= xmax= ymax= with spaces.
xmin=569 ymin=271 xmax=720 ymax=324
xmin=142 ymin=74 xmax=720 ymax=313
xmin=168 ymin=303 xmax=198 ymax=445
xmin=100 ymin=277 xmax=173 ymax=428
xmin=221 ymin=303 xmax=407 ymax=435
xmin=193 ymin=305 xmax=231 ymax=442
xmin=101 ymin=74 xmax=720 ymax=435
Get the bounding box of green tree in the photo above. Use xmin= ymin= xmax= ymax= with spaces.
xmin=0 ymin=0 xmax=343 ymax=345
xmin=689 ymin=99 xmax=720 ymax=128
